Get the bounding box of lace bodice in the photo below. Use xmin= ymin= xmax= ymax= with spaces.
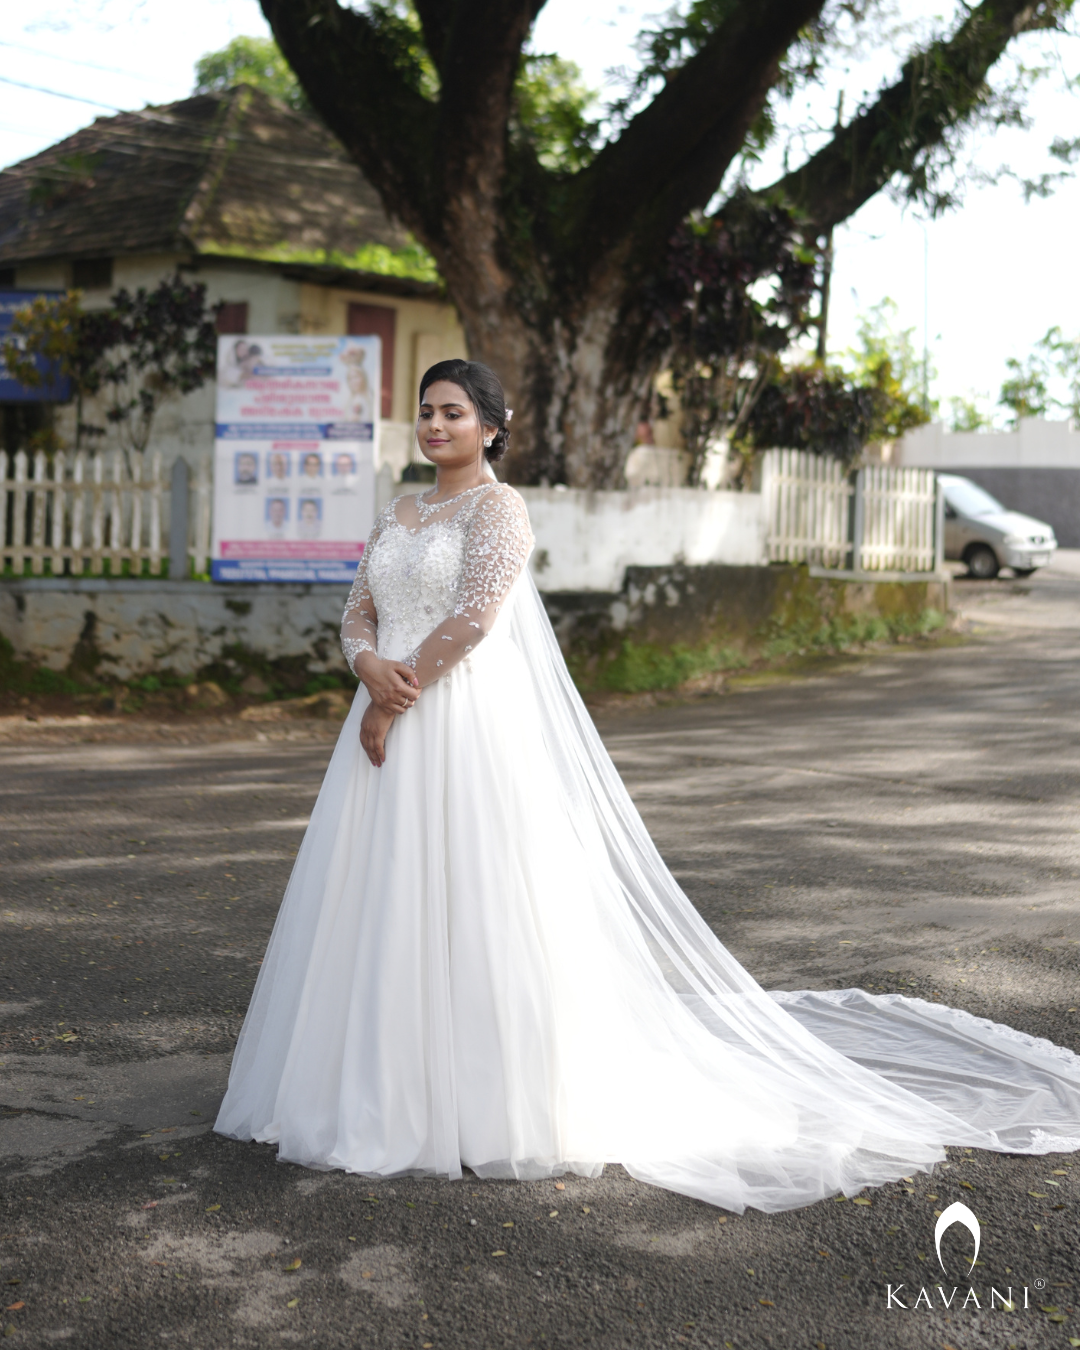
xmin=341 ymin=483 xmax=533 ymax=685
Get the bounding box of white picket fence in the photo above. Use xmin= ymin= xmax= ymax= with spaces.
xmin=761 ymin=449 xmax=853 ymax=568
xmin=856 ymin=464 xmax=939 ymax=573
xmin=762 ymin=449 xmax=941 ymax=574
xmin=1 ymin=449 xmax=211 ymax=577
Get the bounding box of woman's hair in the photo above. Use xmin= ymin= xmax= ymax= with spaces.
xmin=418 ymin=359 xmax=510 ymax=463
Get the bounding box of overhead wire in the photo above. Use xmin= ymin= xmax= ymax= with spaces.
xmin=0 ymin=74 xmax=121 ymax=111
xmin=0 ymin=39 xmax=162 ymax=84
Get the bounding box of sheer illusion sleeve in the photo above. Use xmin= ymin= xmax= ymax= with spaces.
xmin=340 ymin=502 xmax=394 ymax=674
xmin=406 ymin=485 xmax=533 ymax=686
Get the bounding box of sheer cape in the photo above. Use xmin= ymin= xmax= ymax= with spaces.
xmin=505 ymin=569 xmax=1080 ymax=1208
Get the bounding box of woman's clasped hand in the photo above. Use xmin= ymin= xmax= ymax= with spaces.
xmin=354 ymin=652 xmax=420 ymax=768
xmin=355 ymin=651 xmax=420 ymax=713
xmin=358 ymin=702 xmax=397 ymax=768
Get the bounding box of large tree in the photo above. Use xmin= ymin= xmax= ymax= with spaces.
xmin=260 ymin=0 xmax=1074 ymax=487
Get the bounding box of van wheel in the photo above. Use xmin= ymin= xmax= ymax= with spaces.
xmin=965 ymin=544 xmax=1000 ymax=579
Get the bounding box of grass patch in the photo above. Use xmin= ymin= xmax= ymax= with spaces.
xmin=570 ymin=640 xmax=748 ymax=694
xmin=758 ymin=607 xmax=946 ymax=662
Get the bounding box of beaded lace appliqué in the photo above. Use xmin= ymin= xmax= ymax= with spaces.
xmin=341 ymin=635 xmax=375 ymax=671
xmin=413 ymin=483 xmax=492 ymax=525
xmin=339 ymin=503 xmax=394 ymax=674
xmin=340 ymin=486 xmax=532 ymax=679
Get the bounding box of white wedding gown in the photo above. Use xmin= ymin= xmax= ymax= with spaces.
xmin=215 ymin=482 xmax=1080 ymax=1212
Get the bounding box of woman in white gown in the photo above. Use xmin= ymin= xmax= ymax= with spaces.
xmin=215 ymin=360 xmax=1080 ymax=1213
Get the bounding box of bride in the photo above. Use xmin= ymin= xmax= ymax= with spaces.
xmin=215 ymin=359 xmax=1080 ymax=1212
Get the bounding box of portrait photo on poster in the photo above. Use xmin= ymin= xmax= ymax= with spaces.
xmin=265 ymin=496 xmax=289 ymax=535
xmin=234 ymin=450 xmax=259 ymax=486
xmin=332 ymin=451 xmax=358 ymax=491
xmin=341 ymin=346 xmax=372 ymax=423
xmin=299 ymin=450 xmax=324 ymax=484
xmin=219 ymin=339 xmax=263 ymax=388
xmin=266 ymin=449 xmax=291 ymax=483
xmin=297 ymin=497 xmax=323 ymax=538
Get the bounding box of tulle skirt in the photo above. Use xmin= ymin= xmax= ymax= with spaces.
xmin=215 ymin=626 xmax=1080 ymax=1213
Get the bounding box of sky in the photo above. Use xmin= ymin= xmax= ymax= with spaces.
xmin=2 ymin=0 xmax=1079 ymax=426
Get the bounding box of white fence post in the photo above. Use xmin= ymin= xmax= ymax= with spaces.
xmin=169 ymin=456 xmax=190 ymax=580
xmin=851 ymin=468 xmax=865 ymax=573
xmin=30 ymin=451 xmax=47 ymax=575
xmin=90 ymin=452 xmax=104 ymax=571
xmin=11 ymin=451 xmax=28 ymax=575
xmin=148 ymin=451 xmax=163 ymax=573
xmin=192 ymin=458 xmax=211 ymax=576
xmin=109 ymin=451 xmax=123 ymax=575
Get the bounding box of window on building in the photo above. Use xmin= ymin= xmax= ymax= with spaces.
xmin=0 ymin=268 xmax=16 ymax=288
xmin=347 ymin=302 xmax=396 ymax=419
xmin=72 ymin=257 xmax=113 ymax=290
xmin=1 ymin=402 xmax=52 ymax=455
xmin=215 ymin=302 xmax=249 ymax=335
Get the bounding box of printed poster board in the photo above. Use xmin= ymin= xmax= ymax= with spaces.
xmin=211 ymin=335 xmax=379 ymax=582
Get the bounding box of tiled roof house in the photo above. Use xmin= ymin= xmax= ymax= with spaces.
xmin=0 ymin=86 xmax=464 ymax=469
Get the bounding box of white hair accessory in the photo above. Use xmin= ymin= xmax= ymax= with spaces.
xmin=505 ymin=408 xmax=513 ymax=423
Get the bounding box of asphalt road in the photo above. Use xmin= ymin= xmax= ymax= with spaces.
xmin=1 ymin=555 xmax=1079 ymax=1349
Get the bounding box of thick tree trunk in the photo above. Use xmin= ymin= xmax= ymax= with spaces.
xmin=445 ymin=255 xmax=658 ymax=489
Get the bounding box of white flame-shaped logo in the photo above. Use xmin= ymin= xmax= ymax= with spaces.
xmin=935 ymin=1201 xmax=980 ymax=1275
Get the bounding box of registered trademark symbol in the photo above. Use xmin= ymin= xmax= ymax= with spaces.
xmin=1033 ymin=1278 xmax=1046 ymax=1291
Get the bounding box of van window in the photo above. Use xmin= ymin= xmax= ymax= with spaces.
xmin=941 ymin=479 xmax=1004 ymax=516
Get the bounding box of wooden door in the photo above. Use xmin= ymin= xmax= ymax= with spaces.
xmin=347 ymin=303 xmax=396 ymax=419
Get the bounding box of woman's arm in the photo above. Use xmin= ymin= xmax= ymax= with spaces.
xmin=359 ymin=702 xmax=396 ymax=767
xmin=341 ymin=503 xmax=420 ymax=713
xmin=404 ymin=486 xmax=533 ymax=687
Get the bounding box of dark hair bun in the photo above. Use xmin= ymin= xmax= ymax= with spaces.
xmin=418 ymin=358 xmax=510 ymax=463
xmin=485 ymin=425 xmax=510 ymax=463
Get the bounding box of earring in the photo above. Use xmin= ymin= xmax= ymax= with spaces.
xmin=484 ymin=437 xmax=493 ymax=447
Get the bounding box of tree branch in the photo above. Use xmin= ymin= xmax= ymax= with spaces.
xmin=412 ymin=0 xmax=453 ymax=73
xmin=565 ymin=0 xmax=825 ymax=268
xmin=435 ymin=0 xmax=546 ymax=193
xmin=764 ymin=0 xmax=1066 ymax=233
xmin=260 ymin=0 xmax=438 ymax=237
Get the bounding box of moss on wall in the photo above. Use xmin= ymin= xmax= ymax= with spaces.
xmin=547 ymin=563 xmax=949 ymax=695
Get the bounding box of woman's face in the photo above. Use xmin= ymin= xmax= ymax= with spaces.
xmin=417 ymin=380 xmax=495 ymax=469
